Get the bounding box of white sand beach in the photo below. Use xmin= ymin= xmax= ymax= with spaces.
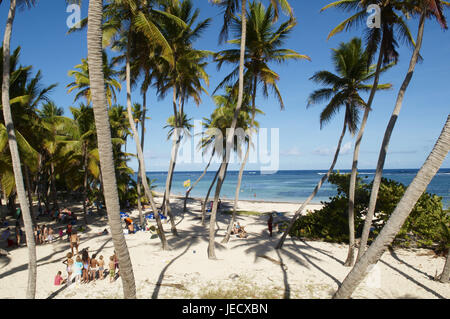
xmin=0 ymin=195 xmax=448 ymax=299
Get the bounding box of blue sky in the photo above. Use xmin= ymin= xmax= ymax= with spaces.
xmin=1 ymin=0 xmax=449 ymax=172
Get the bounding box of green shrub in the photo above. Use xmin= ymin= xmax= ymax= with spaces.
xmin=290 ymin=172 xmax=449 ymax=248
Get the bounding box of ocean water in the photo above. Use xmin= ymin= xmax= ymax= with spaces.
xmin=146 ymin=168 xmax=450 ymax=209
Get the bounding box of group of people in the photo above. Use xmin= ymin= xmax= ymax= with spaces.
xmin=58 ymin=248 xmax=120 ymax=286
xmin=231 ymin=222 xmax=248 ymax=238
xmin=34 ymin=224 xmax=56 ymax=245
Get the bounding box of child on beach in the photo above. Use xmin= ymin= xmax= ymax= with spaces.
xmin=98 ymin=255 xmax=105 ymax=280
xmin=43 ymin=225 xmax=48 ymax=244
xmin=62 ymin=252 xmax=74 ymax=285
xmin=47 ymin=226 xmax=54 ymax=243
xmin=54 ymin=271 xmax=66 ymax=286
xmin=81 ymin=249 xmax=90 ymax=283
xmin=74 ymin=256 xmax=83 ymax=283
xmin=90 ymin=254 xmax=98 ymax=282
xmin=109 ymin=256 xmax=115 ymax=283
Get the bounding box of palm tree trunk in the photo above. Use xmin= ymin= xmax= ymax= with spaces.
xmin=276 ymin=120 xmax=348 ymax=250
xmin=439 ymin=250 xmax=450 ymax=283
xmin=87 ymin=0 xmax=136 ymax=299
xmin=50 ymin=162 xmax=58 ymax=210
xmin=222 ymin=76 xmax=257 ymax=244
xmin=1 ymin=0 xmax=36 ymax=299
xmin=82 ymin=141 xmax=89 ymax=226
xmin=23 ymin=165 xmax=36 ymax=225
xmin=136 ymin=92 xmax=147 ymax=227
xmin=202 ymin=164 xmax=220 ymax=226
xmin=208 ymin=0 xmax=248 ymax=260
xmin=334 ymin=114 xmax=450 ymax=299
xmin=161 ymin=85 xmax=181 ymax=235
xmin=184 ymin=151 xmax=215 ymax=213
xmin=163 ymin=131 xmax=180 ymax=236
xmin=344 ymin=40 xmax=386 ymax=267
xmin=124 ymin=34 xmax=168 ymax=250
xmin=358 ymin=13 xmax=426 ymax=260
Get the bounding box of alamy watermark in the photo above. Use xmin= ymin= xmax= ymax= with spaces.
xmin=367 ymin=4 xmax=381 ymax=29
xmin=66 ymin=4 xmax=81 ymax=29
xmin=173 ymin=120 xmax=280 ymax=174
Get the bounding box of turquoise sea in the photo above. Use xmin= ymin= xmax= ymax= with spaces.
xmin=146 ymin=169 xmax=450 ymax=209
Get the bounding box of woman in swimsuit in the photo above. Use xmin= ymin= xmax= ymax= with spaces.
xmin=81 ymin=249 xmax=90 ymax=283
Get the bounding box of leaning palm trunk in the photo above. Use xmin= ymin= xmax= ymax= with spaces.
xmin=162 ymin=130 xmax=181 ymax=236
xmin=358 ymin=14 xmax=426 ymax=261
xmin=208 ymin=0 xmax=248 ymax=260
xmin=222 ymin=141 xmax=251 ymax=244
xmin=184 ymin=151 xmax=215 ymax=213
xmin=202 ymin=164 xmax=220 ymax=226
xmin=87 ymin=0 xmax=136 ymax=299
xmin=334 ymin=114 xmax=450 ymax=299
xmin=276 ymin=121 xmax=347 ymax=250
xmin=1 ymin=0 xmax=36 ymax=299
xmin=136 ymin=92 xmax=147 ymax=228
xmin=222 ymin=77 xmax=257 ymax=244
xmin=439 ymin=250 xmax=450 ymax=283
xmin=344 ymin=41 xmax=386 ymax=267
xmin=124 ymin=39 xmax=168 ymax=249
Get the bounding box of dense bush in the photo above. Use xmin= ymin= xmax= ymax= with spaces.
xmin=290 ymin=172 xmax=450 ymax=249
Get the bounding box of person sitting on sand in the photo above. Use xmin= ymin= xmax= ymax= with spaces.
xmin=90 ymin=254 xmax=98 ymax=281
xmin=109 ymin=256 xmax=115 ymax=283
xmin=98 ymin=255 xmax=105 ymax=280
xmin=54 ymin=271 xmax=66 ymax=286
xmin=70 ymin=231 xmax=79 ymax=255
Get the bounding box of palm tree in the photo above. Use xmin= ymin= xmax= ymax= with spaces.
xmin=321 ymin=0 xmax=416 ymax=265
xmin=1 ymin=0 xmax=37 ymax=299
xmin=358 ymin=0 xmax=449 ymax=261
xmin=152 ymin=0 xmax=210 ymax=236
xmin=67 ymin=51 xmax=122 ymax=108
xmin=70 ymin=104 xmax=97 ymax=225
xmin=208 ymin=0 xmax=293 ymax=259
xmin=276 ymin=38 xmax=392 ymax=251
xmin=333 ymin=114 xmax=450 ymax=299
xmin=202 ymin=87 xmax=259 ymax=247
xmin=215 ymin=1 xmax=310 ymax=243
xmin=87 ymin=0 xmax=136 ymax=299
xmin=106 ymin=0 xmax=193 ymax=245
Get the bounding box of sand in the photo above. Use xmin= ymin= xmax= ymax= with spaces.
xmin=0 ymin=195 xmax=448 ymax=299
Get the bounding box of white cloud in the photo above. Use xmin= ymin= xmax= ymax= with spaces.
xmin=280 ymin=146 xmax=302 ymax=157
xmin=313 ymin=141 xmax=352 ymax=157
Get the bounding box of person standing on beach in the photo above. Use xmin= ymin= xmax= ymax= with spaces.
xmin=66 ymin=224 xmax=72 ymax=242
xmin=70 ymin=231 xmax=79 ymax=255
xmin=268 ymin=214 xmax=273 ymax=237
xmin=15 ymin=220 xmax=21 ymax=246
